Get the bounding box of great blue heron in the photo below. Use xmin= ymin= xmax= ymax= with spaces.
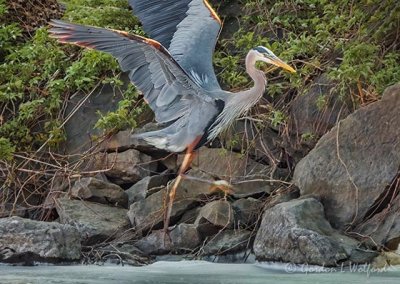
xmin=49 ymin=0 xmax=295 ymax=232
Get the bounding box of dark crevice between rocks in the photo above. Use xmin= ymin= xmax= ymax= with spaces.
xmin=361 ymin=169 xmax=400 ymax=223
xmin=0 ymin=251 xmax=78 ymax=266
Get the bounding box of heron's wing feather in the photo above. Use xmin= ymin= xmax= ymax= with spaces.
xmin=129 ymin=0 xmax=222 ymax=91
xmin=49 ymin=20 xmax=219 ymax=126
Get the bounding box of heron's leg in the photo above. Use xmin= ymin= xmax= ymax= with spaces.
xmin=163 ymin=146 xmax=197 ymax=233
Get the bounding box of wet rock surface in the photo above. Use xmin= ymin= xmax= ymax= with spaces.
xmin=0 ymin=216 xmax=81 ymax=264
xmin=253 ymin=198 xmax=377 ymax=266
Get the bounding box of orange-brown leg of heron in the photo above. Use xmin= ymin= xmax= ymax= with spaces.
xmin=163 ymin=146 xmax=197 ymax=234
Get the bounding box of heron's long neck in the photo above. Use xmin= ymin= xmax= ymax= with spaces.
xmin=226 ymin=51 xmax=266 ymax=110
xmin=245 ymin=51 xmax=267 ymax=98
xmin=207 ymin=51 xmax=267 ymax=141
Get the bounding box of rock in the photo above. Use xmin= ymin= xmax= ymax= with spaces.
xmin=219 ymin=120 xmax=282 ymax=163
xmin=180 ymin=147 xmax=270 ymax=180
xmin=56 ymin=197 xmax=129 ymax=244
xmin=126 ymin=174 xmax=171 ymax=205
xmin=178 ymin=207 xmax=201 ymax=224
xmin=93 ymin=149 xmax=157 ymax=185
xmin=253 ymin=198 xmax=377 ymax=266
xmin=63 ymin=74 xmax=127 ymax=155
xmin=70 ymin=178 xmax=128 ymax=208
xmin=231 ymin=180 xmax=276 ymax=198
xmin=195 ymin=200 xmax=234 ymax=235
xmin=262 ymin=185 xmax=300 ymax=212
xmin=202 ymin=230 xmax=252 ymax=255
xmin=135 ymin=224 xmax=201 ymax=255
xmin=0 ymin=216 xmax=80 ymax=264
xmin=232 ymin=198 xmax=262 ymax=228
xmin=128 ymin=169 xmax=213 ymax=231
xmin=293 ymin=84 xmax=400 ymax=230
xmin=100 ymin=125 xmax=178 ymax=170
xmin=355 ymin=193 xmax=400 ymax=250
xmin=289 ymin=75 xmax=351 ymax=138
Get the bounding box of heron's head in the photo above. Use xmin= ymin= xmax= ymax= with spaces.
xmin=252 ymin=46 xmax=296 ymax=73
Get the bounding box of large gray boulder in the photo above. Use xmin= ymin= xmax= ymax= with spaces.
xmin=293 ymin=84 xmax=400 ymax=230
xmin=56 ymin=197 xmax=129 ymax=244
xmin=0 ymin=216 xmax=81 ymax=264
xmin=70 ymin=177 xmax=128 ymax=208
xmin=93 ymin=149 xmax=157 ymax=184
xmin=253 ymin=198 xmax=377 ymax=266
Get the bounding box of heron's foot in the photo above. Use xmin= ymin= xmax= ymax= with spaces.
xmin=209 ymin=180 xmax=234 ymax=199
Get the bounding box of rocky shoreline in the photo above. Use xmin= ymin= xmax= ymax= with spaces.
xmin=1 ymin=84 xmax=399 ymax=267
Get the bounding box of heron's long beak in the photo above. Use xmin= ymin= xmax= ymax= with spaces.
xmin=271 ymin=58 xmax=296 ymax=73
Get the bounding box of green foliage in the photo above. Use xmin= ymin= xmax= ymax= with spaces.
xmin=216 ymin=0 xmax=400 ymax=128
xmin=63 ymin=0 xmax=141 ymax=32
xmin=0 ymin=138 xmax=15 ymax=161
xmin=0 ymin=1 xmax=22 ymax=58
xmin=269 ymin=110 xmax=286 ymax=127
xmin=95 ymin=84 xmax=145 ymax=131
xmin=0 ymin=0 xmax=142 ymax=158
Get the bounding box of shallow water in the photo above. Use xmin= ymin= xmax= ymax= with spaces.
xmin=0 ymin=261 xmax=399 ymax=284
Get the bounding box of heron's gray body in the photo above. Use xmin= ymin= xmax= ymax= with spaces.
xmin=49 ymin=0 xmax=290 ymax=153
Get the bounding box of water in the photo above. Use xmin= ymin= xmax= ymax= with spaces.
xmin=0 ymin=261 xmax=399 ymax=284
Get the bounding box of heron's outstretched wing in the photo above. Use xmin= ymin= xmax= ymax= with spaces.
xmin=129 ymin=0 xmax=222 ymax=91
xmin=49 ymin=20 xmax=223 ymax=152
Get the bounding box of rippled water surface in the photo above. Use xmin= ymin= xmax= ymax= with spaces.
xmin=0 ymin=261 xmax=399 ymax=284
